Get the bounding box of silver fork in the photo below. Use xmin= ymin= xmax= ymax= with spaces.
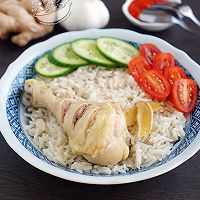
xmin=150 ymin=3 xmax=200 ymax=27
xmin=178 ymin=5 xmax=200 ymax=27
xmin=148 ymin=3 xmax=200 ymax=38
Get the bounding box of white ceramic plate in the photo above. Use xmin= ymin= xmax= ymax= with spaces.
xmin=0 ymin=29 xmax=200 ymax=185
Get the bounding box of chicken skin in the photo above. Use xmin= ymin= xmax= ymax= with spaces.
xmin=23 ymin=79 xmax=130 ymax=166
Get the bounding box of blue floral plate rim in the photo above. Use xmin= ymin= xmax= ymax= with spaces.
xmin=0 ymin=29 xmax=200 ymax=185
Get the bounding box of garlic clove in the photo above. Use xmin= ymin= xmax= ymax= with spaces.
xmin=60 ymin=0 xmax=110 ymax=31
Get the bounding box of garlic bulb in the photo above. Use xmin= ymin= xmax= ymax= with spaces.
xmin=61 ymin=0 xmax=110 ymax=31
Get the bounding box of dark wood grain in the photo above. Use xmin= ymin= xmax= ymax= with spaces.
xmin=0 ymin=0 xmax=200 ymax=199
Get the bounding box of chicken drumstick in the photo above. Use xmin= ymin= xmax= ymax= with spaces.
xmin=23 ymin=79 xmax=130 ymax=166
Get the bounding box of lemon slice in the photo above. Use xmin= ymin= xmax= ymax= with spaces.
xmin=124 ymin=106 xmax=137 ymax=127
xmin=136 ymin=102 xmax=153 ymax=138
xmin=148 ymin=101 xmax=164 ymax=113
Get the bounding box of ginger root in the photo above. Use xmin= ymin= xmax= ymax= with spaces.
xmin=0 ymin=0 xmax=54 ymax=46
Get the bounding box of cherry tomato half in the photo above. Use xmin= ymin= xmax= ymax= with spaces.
xmin=171 ymin=78 xmax=198 ymax=113
xmin=140 ymin=43 xmax=161 ymax=66
xmin=152 ymin=52 xmax=175 ymax=73
xmin=141 ymin=70 xmax=171 ymax=99
xmin=128 ymin=56 xmax=151 ymax=84
xmin=164 ymin=66 xmax=187 ymax=85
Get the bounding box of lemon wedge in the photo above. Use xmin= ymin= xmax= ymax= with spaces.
xmin=148 ymin=101 xmax=164 ymax=113
xmin=136 ymin=102 xmax=153 ymax=138
xmin=124 ymin=106 xmax=137 ymax=127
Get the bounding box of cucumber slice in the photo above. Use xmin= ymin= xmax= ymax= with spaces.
xmin=97 ymin=37 xmax=139 ymax=67
xmin=71 ymin=39 xmax=116 ymax=67
xmin=35 ymin=55 xmax=75 ymax=78
xmin=48 ymin=43 xmax=88 ymax=67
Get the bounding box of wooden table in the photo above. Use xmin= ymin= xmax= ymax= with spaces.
xmin=0 ymin=0 xmax=200 ymax=199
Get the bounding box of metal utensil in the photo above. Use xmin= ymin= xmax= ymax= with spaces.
xmin=149 ymin=3 xmax=200 ymax=27
xmin=140 ymin=11 xmax=192 ymax=32
xmin=140 ymin=9 xmax=174 ymax=24
xmin=140 ymin=12 xmax=199 ymax=38
xmin=178 ymin=5 xmax=200 ymax=26
xmin=140 ymin=4 xmax=200 ymax=38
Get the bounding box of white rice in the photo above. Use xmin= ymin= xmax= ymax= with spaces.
xmin=25 ymin=65 xmax=186 ymax=174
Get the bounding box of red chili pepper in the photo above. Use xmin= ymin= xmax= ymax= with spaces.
xmin=128 ymin=0 xmax=166 ymax=18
